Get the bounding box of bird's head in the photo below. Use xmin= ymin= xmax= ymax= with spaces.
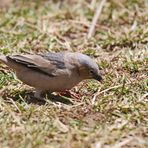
xmin=75 ymin=53 xmax=103 ymax=82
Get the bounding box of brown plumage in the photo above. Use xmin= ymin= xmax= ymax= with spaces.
xmin=0 ymin=52 xmax=102 ymax=98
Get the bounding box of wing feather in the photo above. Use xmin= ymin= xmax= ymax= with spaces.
xmin=7 ymin=53 xmax=66 ymax=77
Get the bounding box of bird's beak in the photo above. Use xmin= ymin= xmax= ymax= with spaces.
xmin=93 ymin=74 xmax=103 ymax=82
xmin=92 ymin=70 xmax=103 ymax=82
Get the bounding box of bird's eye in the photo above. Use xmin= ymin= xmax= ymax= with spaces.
xmin=90 ymin=70 xmax=94 ymax=75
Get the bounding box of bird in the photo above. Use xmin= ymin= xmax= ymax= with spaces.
xmin=0 ymin=52 xmax=102 ymax=99
xmin=0 ymin=0 xmax=13 ymax=9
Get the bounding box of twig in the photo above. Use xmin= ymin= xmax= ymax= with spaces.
xmin=139 ymin=93 xmax=148 ymax=102
xmin=112 ymin=137 xmax=133 ymax=148
xmin=92 ymin=84 xmax=122 ymax=104
xmin=69 ymin=20 xmax=109 ymax=30
xmin=8 ymin=97 xmax=21 ymax=113
xmin=88 ymin=0 xmax=106 ymax=38
xmin=92 ymin=82 xmax=132 ymax=105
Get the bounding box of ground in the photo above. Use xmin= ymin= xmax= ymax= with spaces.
xmin=0 ymin=0 xmax=148 ymax=148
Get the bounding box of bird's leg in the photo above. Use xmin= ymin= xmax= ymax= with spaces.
xmin=34 ymin=90 xmax=45 ymax=101
xmin=34 ymin=90 xmax=53 ymax=101
xmin=59 ymin=90 xmax=80 ymax=100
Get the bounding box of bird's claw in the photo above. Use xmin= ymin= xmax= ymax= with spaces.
xmin=59 ymin=90 xmax=80 ymax=100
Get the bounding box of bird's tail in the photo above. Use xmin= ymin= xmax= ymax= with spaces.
xmin=0 ymin=55 xmax=8 ymax=65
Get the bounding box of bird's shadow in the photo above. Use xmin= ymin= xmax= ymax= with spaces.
xmin=2 ymin=90 xmax=74 ymax=105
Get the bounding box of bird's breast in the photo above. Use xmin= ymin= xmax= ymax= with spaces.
xmin=16 ymin=67 xmax=81 ymax=92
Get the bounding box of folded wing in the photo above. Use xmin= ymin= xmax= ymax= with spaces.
xmin=7 ymin=53 xmax=66 ymax=77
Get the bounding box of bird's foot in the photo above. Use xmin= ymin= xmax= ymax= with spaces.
xmin=59 ymin=90 xmax=80 ymax=100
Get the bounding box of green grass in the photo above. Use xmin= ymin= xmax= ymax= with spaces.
xmin=0 ymin=0 xmax=148 ymax=147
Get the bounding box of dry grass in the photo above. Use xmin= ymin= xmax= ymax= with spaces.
xmin=0 ymin=0 xmax=148 ymax=147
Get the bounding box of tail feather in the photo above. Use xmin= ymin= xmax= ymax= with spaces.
xmin=0 ymin=55 xmax=8 ymax=64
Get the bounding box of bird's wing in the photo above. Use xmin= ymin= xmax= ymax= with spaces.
xmin=7 ymin=53 xmax=66 ymax=77
xmin=41 ymin=52 xmax=66 ymax=69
